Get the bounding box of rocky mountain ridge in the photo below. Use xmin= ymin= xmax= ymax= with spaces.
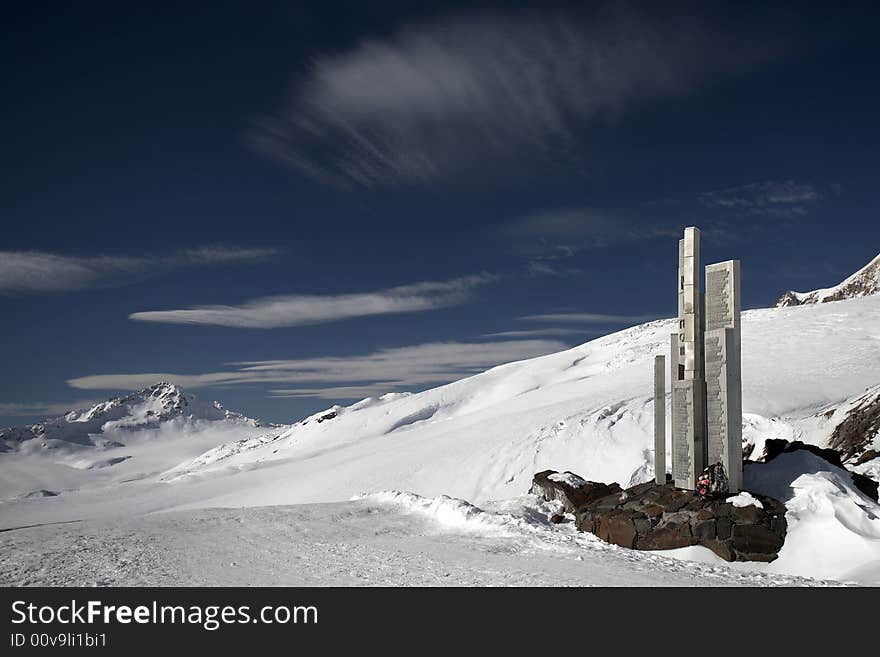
xmin=776 ymin=252 xmax=880 ymax=307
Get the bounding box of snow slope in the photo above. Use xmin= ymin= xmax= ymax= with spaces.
xmin=775 ymin=252 xmax=880 ymax=307
xmin=2 ymin=296 xmax=880 ymax=585
xmin=158 ymin=295 xmax=880 ymax=505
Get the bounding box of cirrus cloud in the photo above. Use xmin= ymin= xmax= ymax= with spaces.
xmin=250 ymin=6 xmax=791 ymax=188
xmin=66 ymin=338 xmax=568 ymax=400
xmin=0 ymin=399 xmax=104 ymax=418
xmin=129 ymin=274 xmax=497 ymax=328
xmin=519 ymin=312 xmax=658 ymax=325
xmin=0 ymin=246 xmax=280 ymax=294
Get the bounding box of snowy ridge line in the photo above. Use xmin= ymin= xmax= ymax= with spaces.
xmin=161 ymin=394 xmax=421 ymax=479
xmin=776 ymin=252 xmax=880 ymax=307
xmin=160 ymin=428 xmax=285 ymax=481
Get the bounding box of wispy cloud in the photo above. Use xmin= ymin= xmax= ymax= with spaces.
xmin=251 ymin=7 xmax=787 ymax=188
xmin=0 ymin=399 xmax=103 ymax=419
xmin=505 ymin=178 xmax=832 ymax=263
xmin=268 ymin=385 xmax=399 ymax=400
xmin=648 ymin=179 xmax=830 ymax=219
xmin=480 ymin=328 xmax=602 ymax=338
xmin=129 ymin=274 xmax=496 ymax=328
xmin=67 ymin=339 xmax=568 ymax=399
xmin=525 ymin=260 xmax=584 ymax=278
xmin=0 ymin=246 xmax=279 ymax=294
xmin=697 ymin=180 xmax=820 ymax=215
xmin=520 ymin=312 xmax=658 ymax=324
xmin=503 ymin=206 xmax=679 ymax=263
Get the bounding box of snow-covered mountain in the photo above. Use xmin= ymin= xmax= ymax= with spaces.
xmin=0 ymin=382 xmax=264 ymax=452
xmin=0 ymin=383 xmax=273 ymax=503
xmin=2 ymin=296 xmax=879 ymax=585
xmin=775 ymin=252 xmax=880 ymax=307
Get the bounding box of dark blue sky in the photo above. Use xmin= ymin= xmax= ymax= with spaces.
xmin=2 ymin=1 xmax=878 ymax=424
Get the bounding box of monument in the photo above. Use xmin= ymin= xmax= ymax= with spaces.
xmin=653 ymin=354 xmax=666 ymax=485
xmin=660 ymin=227 xmax=742 ymax=493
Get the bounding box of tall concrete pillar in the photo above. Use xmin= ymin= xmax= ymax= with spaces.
xmin=668 ymin=333 xmax=678 ymax=460
xmin=678 ymin=227 xmax=703 ymax=382
xmin=704 ymin=260 xmax=743 ymax=492
xmin=654 ymin=355 xmax=666 ymax=485
xmin=671 ymin=227 xmax=707 ymax=489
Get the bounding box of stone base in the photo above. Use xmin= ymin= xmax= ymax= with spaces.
xmin=530 ymin=472 xmax=787 ymax=562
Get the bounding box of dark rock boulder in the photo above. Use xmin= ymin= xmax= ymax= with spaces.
xmin=828 ymin=385 xmax=880 ymax=462
xmin=529 ymin=470 xmax=622 ymax=514
xmin=851 ymin=473 xmax=879 ymax=502
xmin=761 ymin=438 xmax=843 ymax=467
xmin=532 ymin=470 xmax=787 ymax=562
xmin=854 ymin=449 xmax=879 ymax=466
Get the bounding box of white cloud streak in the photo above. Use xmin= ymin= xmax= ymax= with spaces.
xmin=268 ymin=384 xmax=402 ymax=400
xmin=504 ymin=206 xmax=679 ymax=261
xmin=66 ymin=339 xmax=568 ymax=399
xmin=0 ymin=400 xmax=103 ymax=418
xmin=0 ymin=246 xmax=279 ymax=294
xmin=129 ymin=274 xmax=496 ymax=328
xmin=698 ymin=180 xmax=819 ymax=212
xmin=520 ymin=313 xmax=658 ymax=324
xmin=505 ymin=178 xmax=827 ymax=262
xmin=481 ymin=328 xmax=602 ymax=338
xmin=251 ymin=7 xmax=785 ymax=188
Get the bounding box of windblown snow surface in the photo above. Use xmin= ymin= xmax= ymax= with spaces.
xmin=2 ymin=296 xmax=880 ymax=586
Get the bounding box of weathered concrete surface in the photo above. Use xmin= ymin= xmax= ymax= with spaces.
xmin=672 ymin=380 xmax=706 ymax=489
xmin=705 ymin=260 xmax=743 ymax=492
xmin=654 ymin=355 xmax=666 ymax=485
xmin=672 ymin=227 xmax=707 ymax=490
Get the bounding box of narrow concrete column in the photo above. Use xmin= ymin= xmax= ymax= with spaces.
xmin=672 ymin=226 xmax=707 ymax=490
xmin=654 ymin=354 xmax=666 ymax=485
xmin=705 ymin=260 xmax=743 ymax=492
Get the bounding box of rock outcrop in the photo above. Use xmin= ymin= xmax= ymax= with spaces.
xmin=531 ymin=471 xmax=787 ymax=562
xmin=827 ymin=386 xmax=880 ymax=463
xmin=530 ymin=470 xmax=621 ymax=513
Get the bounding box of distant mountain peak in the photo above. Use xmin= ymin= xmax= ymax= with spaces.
xmin=775 ymin=252 xmax=880 ymax=307
xmin=0 ymin=382 xmax=266 ymax=448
